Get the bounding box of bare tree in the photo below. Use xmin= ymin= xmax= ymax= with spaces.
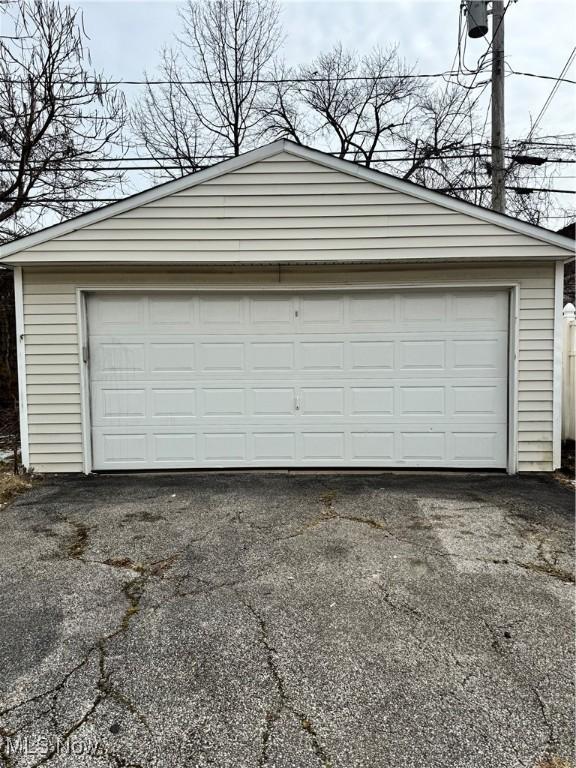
xmin=263 ymin=55 xmax=573 ymax=226
xmin=131 ymin=48 xmax=213 ymax=181
xmin=397 ymin=86 xmax=576 ymax=224
xmin=132 ymin=0 xmax=281 ymax=174
xmin=262 ymin=44 xmax=421 ymax=166
xmin=396 ymin=85 xmax=477 ymax=185
xmin=0 ymin=0 xmax=127 ymax=241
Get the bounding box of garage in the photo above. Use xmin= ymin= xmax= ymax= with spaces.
xmin=87 ymin=289 xmax=509 ymax=470
xmin=2 ymin=139 xmax=570 ymax=474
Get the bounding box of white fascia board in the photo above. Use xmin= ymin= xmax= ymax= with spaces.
xmin=4 ymin=253 xmax=569 ymax=267
xmin=1 ymin=138 xmax=574 ymax=261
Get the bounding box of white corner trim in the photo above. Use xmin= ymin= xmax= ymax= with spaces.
xmin=507 ymin=285 xmax=520 ymax=474
xmin=13 ymin=266 xmax=29 ymax=469
xmin=1 ymin=138 xmax=573 ymax=261
xmin=76 ymin=290 xmax=93 ymax=474
xmin=552 ymin=260 xmax=564 ymax=469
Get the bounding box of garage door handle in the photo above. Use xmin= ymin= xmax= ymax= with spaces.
xmin=295 ymin=394 xmax=300 ymax=411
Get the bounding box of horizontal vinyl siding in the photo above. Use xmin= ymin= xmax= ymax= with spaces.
xmin=21 ymin=153 xmax=567 ymax=263
xmin=22 ymin=261 xmax=556 ymax=473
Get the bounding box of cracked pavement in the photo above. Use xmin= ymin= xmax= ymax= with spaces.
xmin=0 ymin=471 xmax=574 ymax=768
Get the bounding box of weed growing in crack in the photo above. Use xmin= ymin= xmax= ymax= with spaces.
xmin=235 ymin=591 xmax=332 ymax=768
xmin=0 ymin=554 xmax=178 ymax=768
xmin=66 ymin=521 xmax=90 ymax=559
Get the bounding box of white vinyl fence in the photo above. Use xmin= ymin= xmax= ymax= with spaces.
xmin=563 ymin=303 xmax=576 ymax=441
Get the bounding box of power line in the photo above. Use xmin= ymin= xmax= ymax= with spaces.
xmin=1 ymin=69 xmax=574 ymax=88
xmin=1 ymin=138 xmax=569 ymax=164
xmin=439 ymin=185 xmax=576 ymax=194
xmin=4 ymin=184 xmax=575 ymax=204
xmin=1 ymin=154 xmax=574 ymax=171
xmin=524 ymin=47 xmax=576 ymax=146
xmin=508 ymin=68 xmax=576 ymax=85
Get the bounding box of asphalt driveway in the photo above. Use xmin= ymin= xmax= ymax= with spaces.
xmin=0 ymin=472 xmax=574 ymax=768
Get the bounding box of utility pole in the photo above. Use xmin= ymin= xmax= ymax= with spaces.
xmin=491 ymin=0 xmax=506 ymax=213
xmin=466 ymin=1 xmax=506 ymax=213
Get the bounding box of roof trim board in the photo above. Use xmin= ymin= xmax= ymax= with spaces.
xmin=1 ymin=139 xmax=573 ymax=262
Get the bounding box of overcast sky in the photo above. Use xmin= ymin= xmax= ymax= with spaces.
xmin=74 ymin=0 xmax=575 ymax=141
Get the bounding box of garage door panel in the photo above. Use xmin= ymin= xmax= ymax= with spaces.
xmin=95 ymin=343 xmax=146 ymax=374
xmin=150 ymin=343 xmax=195 ymax=372
xmin=453 ymin=293 xmax=507 ymax=324
xmin=100 ymin=389 xmax=146 ymax=418
xmin=350 ymin=387 xmax=394 ymax=415
xmin=349 ymin=295 xmax=394 ymax=323
xmin=88 ymin=290 xmax=508 ymax=469
xmin=152 ymin=389 xmax=196 ymax=417
xmin=250 ymin=297 xmax=293 ymax=325
xmin=253 ymin=432 xmax=296 ymax=460
xmin=88 ymin=294 xmax=144 ymax=327
xmin=350 ymin=341 xmax=394 ymax=369
xmin=300 ymin=295 xmax=344 ymax=325
xmin=153 ymin=433 xmax=197 ymax=461
xmin=88 ymin=334 xmax=508 ymax=380
xmin=251 ymin=342 xmax=295 ymax=371
xmin=252 ymin=388 xmax=295 ymax=415
xmin=201 ymin=388 xmax=245 ymax=416
xmin=401 ymin=431 xmax=446 ymax=460
xmin=302 ymin=431 xmax=346 ymax=460
xmin=400 ymin=387 xmax=445 ymax=415
xmin=453 ymin=385 xmax=502 ymax=415
xmin=301 ymin=388 xmax=345 ymax=415
xmin=452 ymin=432 xmax=502 ymax=461
xmin=200 ymin=343 xmax=244 ymax=371
xmin=351 ymin=432 xmax=395 ymax=459
xmin=200 ymin=296 xmax=245 ymax=325
xmin=204 ymin=432 xmax=246 ymax=460
xmin=452 ymin=338 xmax=508 ymax=370
xmin=300 ymin=342 xmax=344 ymax=370
xmin=401 ymin=293 xmax=446 ymax=323
xmin=90 ymin=424 xmax=507 ymax=468
xmin=91 ymin=380 xmax=507 ymax=424
xmin=149 ymin=295 xmax=193 ymax=325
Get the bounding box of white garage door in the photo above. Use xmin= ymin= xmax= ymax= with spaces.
xmin=87 ymin=290 xmax=509 ymax=470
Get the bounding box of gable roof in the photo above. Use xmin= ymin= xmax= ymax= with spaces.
xmin=1 ymin=138 xmax=573 ymax=260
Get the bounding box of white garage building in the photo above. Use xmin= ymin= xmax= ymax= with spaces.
xmin=1 ymin=140 xmax=572 ymax=473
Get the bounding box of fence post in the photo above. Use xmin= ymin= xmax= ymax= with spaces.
xmin=562 ymin=303 xmax=576 ymax=442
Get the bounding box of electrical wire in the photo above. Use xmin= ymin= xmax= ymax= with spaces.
xmin=0 ymin=70 xmax=574 ymax=88
xmin=523 ymin=47 xmax=576 ymax=145
xmin=1 ymin=153 xmax=574 ymax=171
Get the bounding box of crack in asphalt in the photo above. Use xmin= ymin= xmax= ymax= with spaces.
xmin=2 ymin=480 xmax=573 ymax=767
xmin=482 ymin=619 xmax=560 ymax=765
xmin=0 ymin=524 xmax=178 ymax=768
xmin=279 ymin=488 xmax=574 ymax=586
xmin=235 ymin=592 xmax=332 ymax=768
xmin=375 ymin=584 xmax=423 ymax=619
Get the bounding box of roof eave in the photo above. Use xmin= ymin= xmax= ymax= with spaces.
xmin=2 ymin=252 xmax=569 ymax=267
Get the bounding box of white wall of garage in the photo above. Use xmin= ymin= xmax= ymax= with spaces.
xmin=21 ymin=262 xmax=556 ymax=473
